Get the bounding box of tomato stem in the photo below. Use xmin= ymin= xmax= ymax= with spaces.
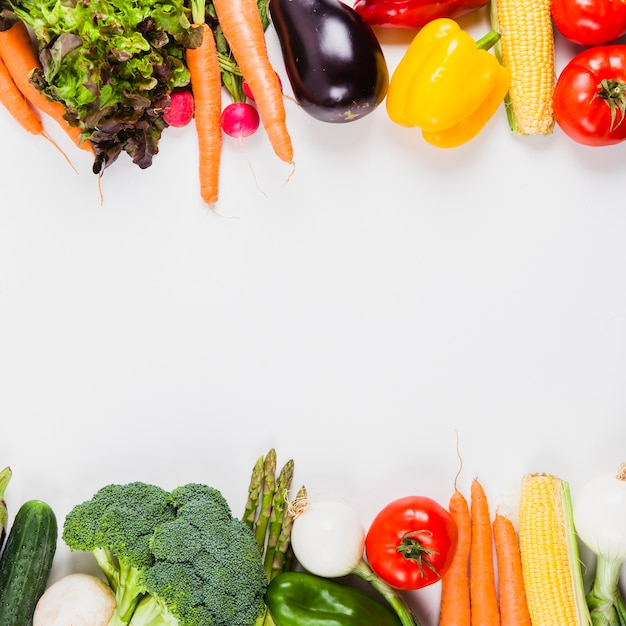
xmin=396 ymin=530 xmax=441 ymax=578
xmin=593 ymin=79 xmax=626 ymax=131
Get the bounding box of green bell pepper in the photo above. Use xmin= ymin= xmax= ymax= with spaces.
xmin=265 ymin=571 xmax=402 ymax=626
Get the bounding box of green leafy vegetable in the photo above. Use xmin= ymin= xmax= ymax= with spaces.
xmin=0 ymin=0 xmax=271 ymax=177
xmin=1 ymin=0 xmax=201 ymax=172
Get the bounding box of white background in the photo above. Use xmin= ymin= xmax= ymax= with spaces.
xmin=1 ymin=7 xmax=625 ymax=625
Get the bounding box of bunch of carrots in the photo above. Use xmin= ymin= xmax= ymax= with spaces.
xmin=439 ymin=478 xmax=531 ymax=626
xmin=0 ymin=0 xmax=294 ymax=207
xmin=187 ymin=0 xmax=294 ymax=207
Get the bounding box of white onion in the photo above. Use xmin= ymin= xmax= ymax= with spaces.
xmin=574 ymin=464 xmax=626 ymax=561
xmin=290 ymin=498 xmax=365 ymax=578
xmin=572 ymin=463 xmax=626 ymax=624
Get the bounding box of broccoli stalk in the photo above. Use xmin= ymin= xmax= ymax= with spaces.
xmin=91 ymin=547 xmax=148 ymax=625
xmin=87 ymin=544 xmax=156 ymax=625
xmin=107 ymin=562 xmax=150 ymax=625
xmin=128 ymin=594 xmax=178 ymax=626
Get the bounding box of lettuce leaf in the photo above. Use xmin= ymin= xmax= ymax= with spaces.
xmin=4 ymin=0 xmax=202 ymax=172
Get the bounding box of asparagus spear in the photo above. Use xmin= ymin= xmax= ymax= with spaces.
xmin=268 ymin=484 xmax=305 ymax=581
xmin=263 ymin=459 xmax=294 ymax=579
xmin=244 ymin=451 xmax=302 ymax=626
xmin=243 ymin=454 xmax=265 ymax=534
xmin=259 ymin=468 xmax=299 ymax=626
xmin=255 ymin=449 xmax=277 ymax=549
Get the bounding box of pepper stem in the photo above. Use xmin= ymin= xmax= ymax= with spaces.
xmin=352 ymin=559 xmax=421 ymax=626
xmin=475 ymin=30 xmax=501 ymax=52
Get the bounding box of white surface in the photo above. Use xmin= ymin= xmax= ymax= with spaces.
xmin=1 ymin=8 xmax=625 ymax=625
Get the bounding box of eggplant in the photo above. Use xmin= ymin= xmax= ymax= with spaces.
xmin=269 ymin=0 xmax=389 ymax=123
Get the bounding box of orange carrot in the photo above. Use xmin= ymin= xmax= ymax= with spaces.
xmin=0 ymin=53 xmax=43 ymax=136
xmin=0 ymin=20 xmax=92 ymax=153
xmin=439 ymin=489 xmax=471 ymax=626
xmin=186 ymin=23 xmax=223 ymax=207
xmin=492 ymin=513 xmax=532 ymax=626
xmin=0 ymin=52 xmax=77 ymax=169
xmin=212 ymin=0 xmax=293 ymax=164
xmin=469 ymin=479 xmax=500 ymax=626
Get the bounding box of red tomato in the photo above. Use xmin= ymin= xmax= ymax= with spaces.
xmin=552 ymin=0 xmax=626 ymax=46
xmin=365 ymin=496 xmax=458 ymax=590
xmin=554 ymin=45 xmax=626 ymax=147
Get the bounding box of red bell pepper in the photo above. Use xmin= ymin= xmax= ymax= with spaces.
xmin=353 ymin=0 xmax=488 ymax=29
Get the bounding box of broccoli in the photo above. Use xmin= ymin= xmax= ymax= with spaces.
xmin=62 ymin=482 xmax=176 ymax=624
xmin=62 ymin=482 xmax=267 ymax=626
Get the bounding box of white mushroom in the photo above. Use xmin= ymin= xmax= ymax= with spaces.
xmin=33 ymin=572 xmax=117 ymax=626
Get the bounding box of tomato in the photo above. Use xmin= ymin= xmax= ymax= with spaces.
xmin=552 ymin=0 xmax=626 ymax=46
xmin=364 ymin=495 xmax=457 ymax=590
xmin=554 ymin=45 xmax=626 ymax=147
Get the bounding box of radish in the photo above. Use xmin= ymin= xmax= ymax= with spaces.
xmin=220 ymin=102 xmax=260 ymax=139
xmin=163 ymin=88 xmax=194 ymax=127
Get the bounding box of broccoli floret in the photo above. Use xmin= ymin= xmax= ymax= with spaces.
xmin=169 ymin=483 xmax=230 ymax=513
xmin=63 ymin=482 xmax=267 ymax=626
xmin=136 ymin=483 xmax=267 ymax=626
xmin=62 ymin=482 xmax=176 ymax=625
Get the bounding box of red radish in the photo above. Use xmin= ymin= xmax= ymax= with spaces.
xmin=243 ymin=72 xmax=283 ymax=102
xmin=220 ymin=101 xmax=260 ymax=138
xmin=163 ymin=88 xmax=194 ymax=127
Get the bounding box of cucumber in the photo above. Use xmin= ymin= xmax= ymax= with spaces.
xmin=0 ymin=500 xmax=57 ymax=626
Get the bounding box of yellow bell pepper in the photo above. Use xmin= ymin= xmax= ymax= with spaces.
xmin=386 ymin=18 xmax=511 ymax=148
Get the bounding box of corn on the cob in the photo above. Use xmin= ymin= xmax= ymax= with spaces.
xmin=518 ymin=473 xmax=591 ymax=626
xmin=490 ymin=0 xmax=555 ymax=135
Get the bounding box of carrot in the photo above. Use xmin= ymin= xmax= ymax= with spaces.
xmin=186 ymin=23 xmax=223 ymax=207
xmin=0 ymin=53 xmax=43 ymax=136
xmin=469 ymin=479 xmax=500 ymax=626
xmin=0 ymin=52 xmax=78 ymax=170
xmin=212 ymin=0 xmax=294 ymax=164
xmin=492 ymin=513 xmax=532 ymax=626
xmin=439 ymin=489 xmax=471 ymax=626
xmin=0 ymin=20 xmax=93 ymax=153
